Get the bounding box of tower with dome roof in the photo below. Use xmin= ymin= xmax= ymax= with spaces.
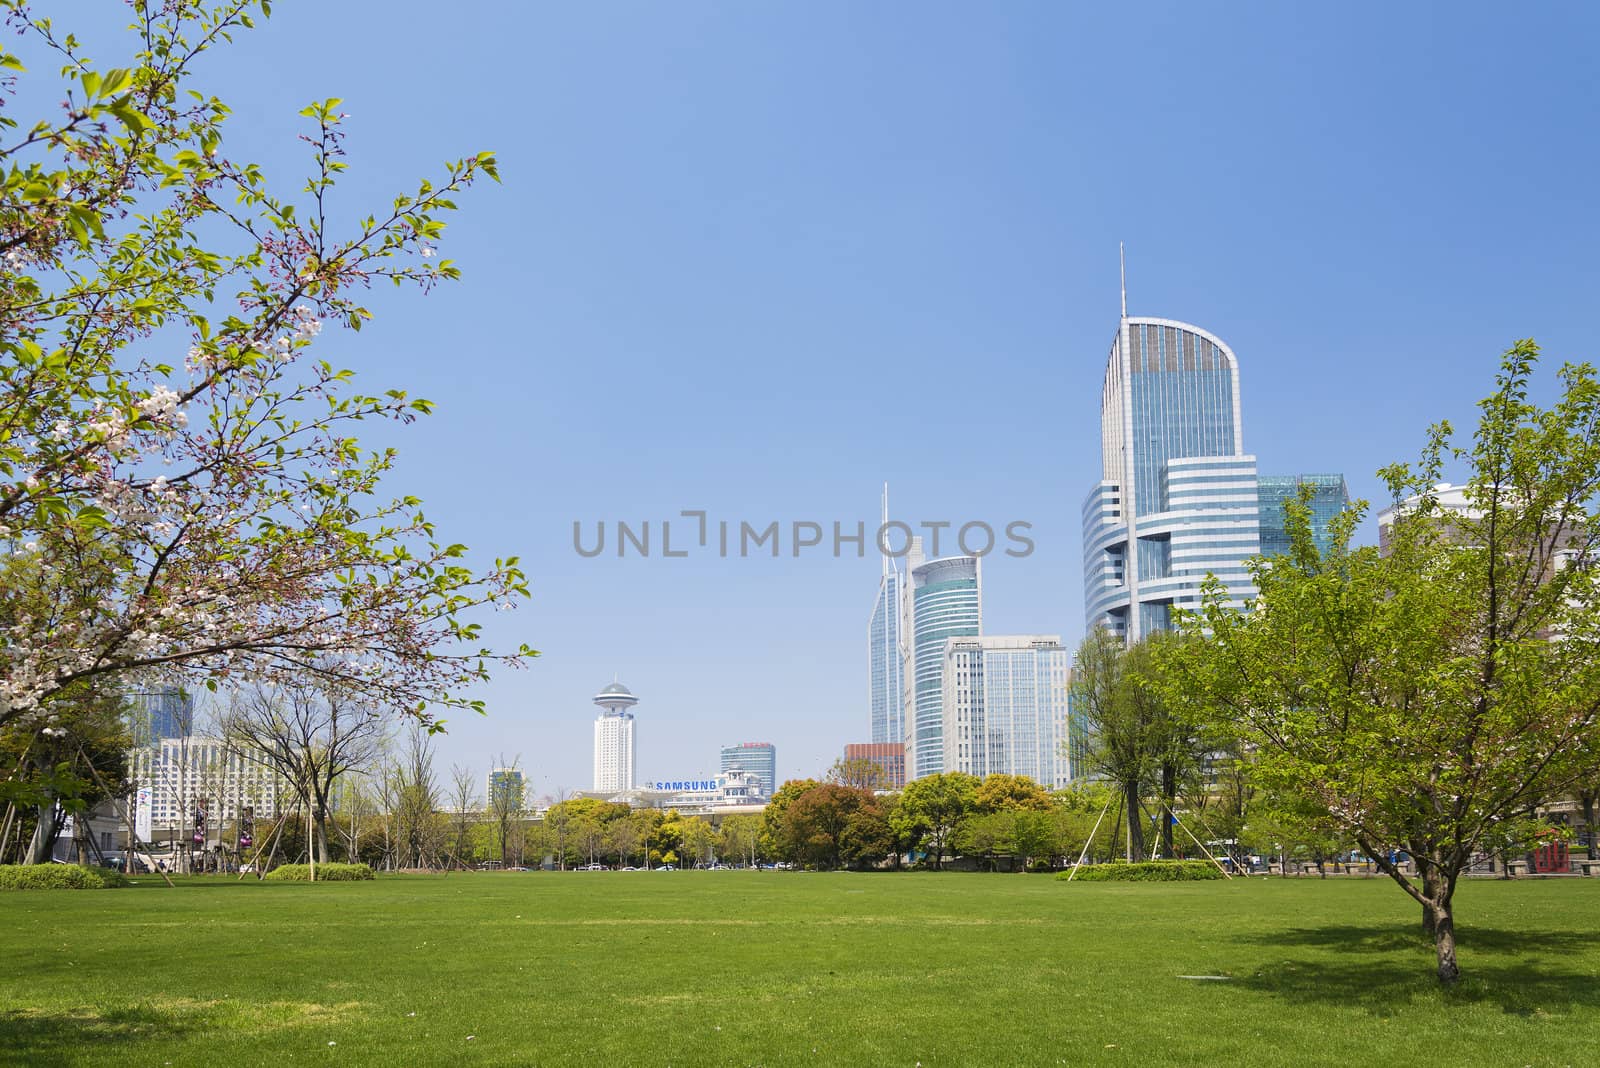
xmin=592 ymin=680 xmax=639 ymax=793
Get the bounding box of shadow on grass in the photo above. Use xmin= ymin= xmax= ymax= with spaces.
xmin=1231 ymin=924 xmax=1600 ymax=1016
xmin=0 ymin=1005 xmax=199 ymax=1067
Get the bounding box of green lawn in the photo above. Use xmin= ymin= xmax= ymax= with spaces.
xmin=2 ymin=872 xmax=1597 ymax=1066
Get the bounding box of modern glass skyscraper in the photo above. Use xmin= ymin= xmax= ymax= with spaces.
xmin=869 ymin=568 xmax=905 ymax=745
xmin=1257 ymin=474 xmax=1351 ymax=559
xmin=941 ymin=636 xmax=1072 ymax=788
xmin=719 ymin=742 xmax=776 ymax=798
xmin=592 ymin=681 xmax=638 ymax=793
xmin=486 ymin=768 xmax=527 ymax=812
xmin=127 ymin=686 xmax=195 ymax=747
xmin=1083 ymin=314 xmax=1261 ymax=641
xmin=906 ymin=551 xmax=981 ymax=779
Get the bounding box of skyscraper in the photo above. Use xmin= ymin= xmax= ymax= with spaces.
xmin=592 ymin=681 xmax=638 ymax=793
xmin=128 ymin=686 xmax=195 ymax=747
xmin=941 ymin=636 xmax=1072 ymax=788
xmin=1083 ymin=289 xmax=1261 ymax=641
xmin=719 ymin=742 xmax=776 ymax=798
xmin=869 ymin=487 xmax=906 ymax=745
xmin=1257 ymin=474 xmax=1352 ymax=559
xmin=906 ymin=547 xmax=982 ymax=779
xmin=486 ymin=767 xmax=526 ymax=812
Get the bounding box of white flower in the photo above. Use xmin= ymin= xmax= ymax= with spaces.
xmin=421 ymin=246 xmax=436 ymax=259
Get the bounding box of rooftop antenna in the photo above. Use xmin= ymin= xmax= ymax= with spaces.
xmin=880 ymin=482 xmax=890 ymax=576
xmin=1120 ymin=241 xmax=1127 ymax=320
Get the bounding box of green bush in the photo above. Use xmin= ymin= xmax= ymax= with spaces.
xmin=0 ymin=864 xmax=128 ymax=890
xmin=263 ymin=862 xmax=374 ymax=882
xmin=1055 ymin=860 xmax=1225 ymax=882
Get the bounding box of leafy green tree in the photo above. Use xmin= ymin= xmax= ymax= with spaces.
xmin=781 ymin=784 xmax=889 ymax=870
xmin=1176 ymin=341 xmax=1600 ymax=984
xmin=718 ymin=813 xmax=761 ymax=867
xmin=826 ymin=757 xmax=885 ymax=792
xmin=975 ymin=774 xmax=1053 ymax=813
xmin=0 ymin=1 xmax=532 ymax=734
xmin=760 ymin=778 xmax=820 ymax=863
xmin=897 ymin=772 xmax=978 ymax=870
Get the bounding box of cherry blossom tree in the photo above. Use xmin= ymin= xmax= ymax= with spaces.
xmin=0 ymin=1 xmax=533 ymax=736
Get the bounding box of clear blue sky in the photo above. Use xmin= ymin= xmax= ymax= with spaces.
xmin=105 ymin=2 xmax=1600 ymax=794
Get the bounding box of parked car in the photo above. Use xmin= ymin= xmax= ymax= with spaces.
xmin=577 ymin=863 xmax=607 ymax=871
xmin=656 ymin=864 xmax=677 ymax=872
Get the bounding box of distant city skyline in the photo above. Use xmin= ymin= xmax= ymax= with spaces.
xmin=182 ymin=3 xmax=1600 ymax=789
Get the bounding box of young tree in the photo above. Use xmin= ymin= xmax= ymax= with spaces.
xmin=221 ymin=679 xmax=384 ymax=864
xmin=896 ymin=772 xmax=978 ymax=870
xmin=445 ymin=764 xmax=477 ymax=870
xmin=485 ymin=755 xmax=525 ymax=864
xmin=0 ymin=1 xmax=533 ymax=738
xmin=1071 ymin=630 xmax=1157 ymax=860
xmin=826 ymin=757 xmax=885 ymax=792
xmin=1177 ymin=341 xmax=1600 ymax=984
xmin=718 ymin=813 xmax=761 ymax=868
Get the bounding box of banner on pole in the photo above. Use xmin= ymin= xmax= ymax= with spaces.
xmin=135 ymin=787 xmax=152 ymax=841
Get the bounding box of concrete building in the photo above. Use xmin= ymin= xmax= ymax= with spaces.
xmin=592 ymin=681 xmax=639 ymax=793
xmin=941 ymin=635 xmax=1072 ymax=788
xmin=905 ymin=546 xmax=982 ymax=779
xmin=842 ymin=741 xmax=907 ymax=790
xmin=719 ymin=742 xmax=776 ymax=798
xmin=130 ymin=737 xmax=281 ymax=843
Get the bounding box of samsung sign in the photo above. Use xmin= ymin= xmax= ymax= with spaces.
xmin=653 ymin=780 xmax=717 ymax=792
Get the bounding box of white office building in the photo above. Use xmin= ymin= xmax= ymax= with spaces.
xmin=592 ymin=681 xmax=639 ymax=793
xmin=941 ymin=635 xmax=1072 ymax=788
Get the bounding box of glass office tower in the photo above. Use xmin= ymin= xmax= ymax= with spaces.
xmin=907 ymin=554 xmax=981 ymax=778
xmin=1083 ymin=317 xmax=1261 ymax=641
xmin=1257 ymin=473 xmax=1351 ymax=559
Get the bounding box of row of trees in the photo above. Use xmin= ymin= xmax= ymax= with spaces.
xmin=758 ymin=763 xmax=1117 ymax=872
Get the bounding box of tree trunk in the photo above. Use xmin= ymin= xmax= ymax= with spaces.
xmin=1430 ymin=878 xmax=1460 ymax=984
xmin=25 ymin=802 xmax=60 ymax=865
xmin=1420 ymin=865 xmax=1439 ymax=934
xmin=1123 ymin=780 xmax=1144 ymax=862
xmin=1159 ymin=764 xmax=1176 ymax=858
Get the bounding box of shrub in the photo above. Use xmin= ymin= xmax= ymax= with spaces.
xmin=263 ymin=862 xmax=375 ymax=882
xmin=1055 ymin=860 xmax=1225 ymax=882
xmin=0 ymin=864 xmax=128 ymax=890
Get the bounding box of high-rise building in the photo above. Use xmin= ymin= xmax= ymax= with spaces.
xmin=1083 ymin=307 xmax=1260 ymax=642
xmin=1258 ymin=474 xmax=1351 ymax=559
xmin=843 ymin=741 xmax=907 ymax=790
xmin=906 ymin=547 xmax=982 ymax=779
xmin=486 ymin=767 xmax=526 ymax=812
xmin=941 ymin=636 xmax=1072 ymax=788
xmin=592 ymin=681 xmax=638 ymax=793
xmin=128 ymin=686 xmax=195 ymax=747
xmin=719 ymin=742 xmax=776 ymax=798
xmin=869 ymin=487 xmax=906 ymax=745
xmin=131 ymin=737 xmax=280 ymax=833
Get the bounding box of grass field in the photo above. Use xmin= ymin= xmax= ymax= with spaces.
xmin=3 ymin=872 xmax=1598 ymax=1066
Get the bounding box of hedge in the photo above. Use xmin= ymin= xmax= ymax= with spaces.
xmin=0 ymin=864 xmax=128 ymax=890
xmin=263 ymin=862 xmax=374 ymax=882
xmin=1055 ymin=860 xmax=1225 ymax=882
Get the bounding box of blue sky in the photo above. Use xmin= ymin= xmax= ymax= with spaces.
xmin=85 ymin=2 xmax=1600 ymax=794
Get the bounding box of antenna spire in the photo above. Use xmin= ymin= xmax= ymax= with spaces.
xmin=880 ymin=482 xmax=890 ymax=577
xmin=1119 ymin=242 xmax=1127 ymax=320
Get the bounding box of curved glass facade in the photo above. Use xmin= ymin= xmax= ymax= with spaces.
xmin=1084 ymin=317 xmax=1259 ymax=641
xmin=909 ymin=556 xmax=981 ymax=778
